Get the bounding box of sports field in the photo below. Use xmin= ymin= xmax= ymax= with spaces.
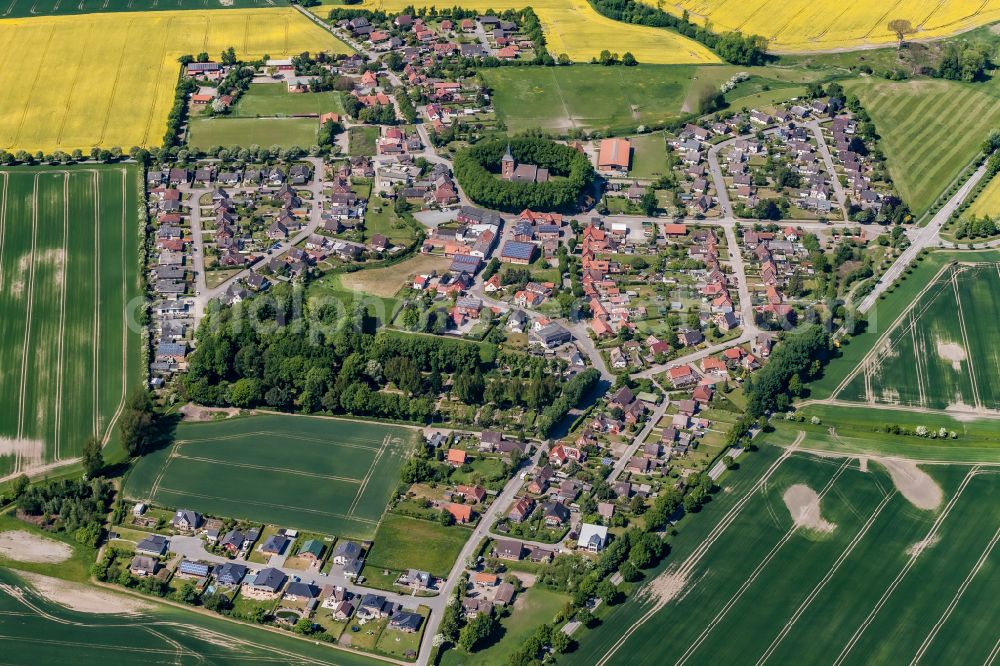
xmin=0 ymin=0 xmax=287 ymax=18
xmin=966 ymin=173 xmax=1000 ymax=219
xmin=0 ymin=166 xmax=141 ymax=480
xmin=187 ymin=117 xmax=320 ymax=149
xmin=831 ymin=261 xmax=1000 ymax=414
xmin=0 ymin=8 xmax=351 ymax=152
xmin=572 ymin=438 xmax=1000 ymax=666
xmin=0 ymin=569 xmax=385 ymax=665
xmin=658 ymin=0 xmax=1000 ymax=53
xmin=351 ymin=0 xmax=719 ymax=64
xmin=847 ymin=78 xmax=1000 ymax=216
xmin=124 ymin=414 xmax=418 ymax=538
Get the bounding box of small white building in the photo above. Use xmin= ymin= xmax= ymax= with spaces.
xmin=577 ymin=523 xmax=609 ymax=553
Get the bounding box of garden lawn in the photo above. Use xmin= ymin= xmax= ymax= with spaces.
xmin=231 ymin=83 xmax=344 ymax=117
xmin=628 ymin=133 xmax=669 ymax=179
xmin=348 ymin=126 xmax=379 ymax=156
xmin=365 ymin=514 xmax=469 ymax=577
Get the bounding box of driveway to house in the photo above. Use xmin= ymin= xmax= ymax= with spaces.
xmin=605 ymin=384 xmax=671 ymax=482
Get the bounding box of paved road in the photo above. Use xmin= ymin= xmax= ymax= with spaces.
xmin=417 ymin=446 xmax=543 ymax=665
xmin=855 ymin=162 xmax=990 ymax=314
xmin=606 ymin=384 xmax=671 ymax=482
xmin=806 ymin=120 xmax=850 ymax=221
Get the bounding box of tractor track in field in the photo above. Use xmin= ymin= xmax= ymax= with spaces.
xmin=674 ymin=457 xmax=853 ymax=666
xmin=53 ymin=172 xmax=69 ymax=461
xmin=594 ymin=433 xmax=803 ymax=666
xmin=99 ymin=168 xmax=130 ymax=450
xmin=13 ymin=175 xmax=40 ymax=474
xmin=832 ymin=467 xmax=984 ymax=665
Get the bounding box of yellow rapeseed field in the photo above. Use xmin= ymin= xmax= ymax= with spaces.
xmin=353 ymin=0 xmax=719 ymax=64
xmin=659 ymin=0 xmax=1000 ymax=52
xmin=966 ymin=175 xmax=1000 ymax=219
xmin=0 ymin=8 xmax=351 ymax=152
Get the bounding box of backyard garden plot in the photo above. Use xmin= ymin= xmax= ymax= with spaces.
xmin=846 ymin=78 xmax=1000 ymax=216
xmin=0 ymin=166 xmax=140 ymax=480
xmin=0 ymin=8 xmax=350 ymax=152
xmin=352 ymin=0 xmax=718 ymax=64
xmin=572 ymin=442 xmax=1000 ymax=666
xmin=124 ymin=414 xmax=418 ymax=538
xmin=658 ymin=0 xmax=1000 ymax=53
xmin=832 ymin=261 xmax=1000 ymax=414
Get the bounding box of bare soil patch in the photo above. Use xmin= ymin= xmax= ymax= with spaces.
xmin=179 ymin=403 xmax=243 ymax=421
xmin=18 ymin=571 xmax=151 ymax=614
xmin=906 ymin=534 xmax=940 ymax=557
xmin=783 ymin=484 xmax=836 ymax=533
xmin=935 ymin=338 xmax=966 ymax=371
xmin=0 ymin=530 xmax=72 ymax=563
xmin=641 ymin=567 xmax=690 ymax=606
xmin=0 ymin=437 xmax=44 ymax=468
xmin=876 ymin=458 xmax=943 ymax=510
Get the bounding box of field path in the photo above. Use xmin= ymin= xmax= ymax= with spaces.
xmin=594 ymin=432 xmax=804 ymax=666
xmin=832 ymin=467 xmax=983 ymax=665
xmin=674 ymin=457 xmax=853 ymax=666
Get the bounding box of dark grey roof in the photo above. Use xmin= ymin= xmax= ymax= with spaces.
xmin=215 ymin=562 xmax=247 ymax=585
xmin=251 ymin=567 xmax=287 ymax=591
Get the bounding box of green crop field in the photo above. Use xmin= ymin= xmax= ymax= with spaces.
xmin=830 ymin=261 xmax=1000 ymax=413
xmin=0 ymin=0 xmax=286 ymax=19
xmin=187 ymin=117 xmax=319 ymax=149
xmin=231 ymin=83 xmax=345 ymax=117
xmin=847 ymin=78 xmax=1000 ymax=217
xmin=0 ymin=165 xmax=141 ymax=480
xmin=124 ymin=414 xmax=418 ymax=538
xmin=0 ymin=569 xmax=386 ymax=665
xmin=365 ymin=514 xmax=470 ymax=577
xmin=571 ymin=439 xmax=1000 ymax=666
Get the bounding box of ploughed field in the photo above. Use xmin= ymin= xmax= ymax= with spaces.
xmin=570 ymin=438 xmax=1000 ymax=666
xmin=0 ymin=165 xmax=141 ymax=479
xmin=125 ymin=414 xmax=418 ymax=538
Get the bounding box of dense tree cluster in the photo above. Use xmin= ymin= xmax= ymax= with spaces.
xmin=454 ymin=137 xmax=595 ymax=212
xmin=934 ymin=41 xmax=992 ymax=82
xmin=744 ymin=325 xmax=831 ymax=416
xmin=17 ymin=478 xmax=114 ymax=546
xmin=587 ymin=0 xmax=766 ymax=65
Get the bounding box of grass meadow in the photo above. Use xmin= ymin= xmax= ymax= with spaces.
xmin=0 ymin=569 xmax=386 ymax=665
xmin=187 ymin=117 xmax=320 ymax=149
xmin=569 ymin=440 xmax=1000 ymax=665
xmin=0 ymin=165 xmax=141 ymax=480
xmin=230 ymin=83 xmax=345 ymax=117
xmin=847 ymin=77 xmax=1000 ymax=217
xmin=350 ymin=0 xmax=719 ymax=64
xmin=0 ymin=8 xmax=351 ymax=152
xmin=831 ymin=261 xmax=1000 ymax=412
xmin=125 ymin=413 xmax=418 ymax=538
xmin=365 ymin=514 xmax=470 ymax=577
xmin=627 ymin=132 xmax=669 ymax=179
xmin=658 ymin=0 xmax=1000 ymax=53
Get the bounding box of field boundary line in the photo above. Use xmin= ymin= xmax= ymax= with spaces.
xmin=14 ymin=174 xmax=40 ymax=474
xmin=100 ymin=168 xmax=130 ymax=448
xmin=154 ymin=486 xmax=378 ymax=524
xmin=909 ymin=524 xmax=1000 ymax=665
xmin=172 ymin=453 xmax=364 ymax=484
xmin=53 ymin=172 xmax=69 ymax=461
xmin=594 ymin=433 xmax=803 ymax=666
xmin=832 ymin=466 xmax=982 ymax=665
xmin=756 ymin=489 xmax=898 ymax=665
xmin=674 ymin=457 xmax=853 ymax=666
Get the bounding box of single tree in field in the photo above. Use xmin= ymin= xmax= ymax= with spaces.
xmin=82 ymin=436 xmax=104 ymax=478
xmin=888 ymin=19 xmax=915 ymax=50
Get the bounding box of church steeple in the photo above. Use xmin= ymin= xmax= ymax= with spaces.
xmin=501 ymin=143 xmax=515 ymax=179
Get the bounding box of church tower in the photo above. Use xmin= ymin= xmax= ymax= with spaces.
xmin=501 ymin=143 xmax=515 ymax=180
